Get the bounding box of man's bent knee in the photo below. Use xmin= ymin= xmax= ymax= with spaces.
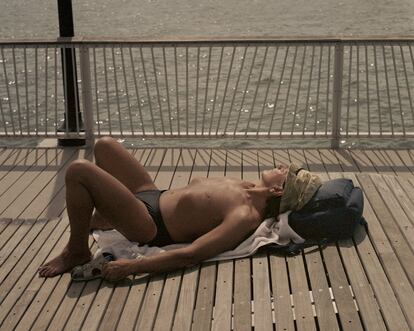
xmin=65 ymin=159 xmax=95 ymax=183
xmin=94 ymin=137 xmax=119 ymax=158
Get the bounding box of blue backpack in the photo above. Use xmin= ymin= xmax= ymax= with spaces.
xmin=271 ymin=178 xmax=366 ymax=256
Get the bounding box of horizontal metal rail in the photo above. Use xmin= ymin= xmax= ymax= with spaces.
xmin=0 ymin=37 xmax=413 ymax=147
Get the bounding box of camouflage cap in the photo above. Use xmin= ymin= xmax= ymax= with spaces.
xmin=279 ymin=163 xmax=322 ymax=213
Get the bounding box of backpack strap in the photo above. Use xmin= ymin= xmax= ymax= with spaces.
xmin=267 ymin=238 xmax=330 ymax=256
xmin=359 ymin=216 xmax=368 ymax=226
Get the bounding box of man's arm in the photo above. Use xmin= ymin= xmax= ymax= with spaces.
xmin=102 ymin=207 xmax=258 ymax=281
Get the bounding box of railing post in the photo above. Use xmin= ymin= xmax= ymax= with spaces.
xmin=57 ymin=0 xmax=85 ymax=146
xmin=79 ymin=45 xmax=95 ymax=147
xmin=331 ymin=43 xmax=344 ymax=149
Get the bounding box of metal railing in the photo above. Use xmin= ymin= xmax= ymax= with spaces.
xmin=0 ymin=37 xmax=413 ymax=147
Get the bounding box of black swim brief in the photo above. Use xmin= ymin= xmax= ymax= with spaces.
xmin=135 ymin=189 xmax=176 ymax=247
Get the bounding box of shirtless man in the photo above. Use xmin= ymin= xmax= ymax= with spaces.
xmin=38 ymin=137 xmax=288 ymax=281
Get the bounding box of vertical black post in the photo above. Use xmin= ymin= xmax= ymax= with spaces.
xmin=57 ymin=0 xmax=85 ymax=146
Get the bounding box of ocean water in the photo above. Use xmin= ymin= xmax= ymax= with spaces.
xmin=1 ymin=0 xmax=414 ymax=149
xmin=2 ymin=0 xmax=414 ymax=39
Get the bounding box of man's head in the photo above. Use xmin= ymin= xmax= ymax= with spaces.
xmin=261 ymin=163 xmax=322 ymax=218
xmin=279 ymin=163 xmax=322 ymax=213
xmin=261 ymin=164 xmax=289 ymax=195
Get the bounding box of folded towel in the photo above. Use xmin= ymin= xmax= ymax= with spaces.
xmin=92 ymin=211 xmax=304 ymax=262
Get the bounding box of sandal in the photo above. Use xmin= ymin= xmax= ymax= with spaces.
xmin=71 ymin=252 xmax=115 ymax=281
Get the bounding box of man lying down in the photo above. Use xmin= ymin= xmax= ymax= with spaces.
xmin=38 ymin=137 xmax=320 ymax=282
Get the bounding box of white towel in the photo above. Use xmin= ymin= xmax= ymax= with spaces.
xmin=92 ymin=211 xmax=304 ymax=262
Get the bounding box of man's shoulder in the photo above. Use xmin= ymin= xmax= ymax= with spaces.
xmin=224 ymin=205 xmax=261 ymax=227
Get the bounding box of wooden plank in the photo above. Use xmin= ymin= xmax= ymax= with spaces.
xmin=9 ymin=151 xmax=92 ymax=330
xmin=375 ymin=175 xmax=414 ymax=253
xmin=227 ymin=149 xmax=247 ymax=331
xmin=35 ymin=238 xmax=95 ymax=331
xmin=352 ymin=228 xmax=408 ymax=330
xmin=269 ymin=254 xmax=294 ymax=331
xmin=0 ymin=217 xmax=66 ymax=324
xmin=328 ymin=173 xmax=386 ymax=331
xmin=92 ymin=150 xmax=153 ymax=331
xmin=0 ymin=148 xmax=20 ymax=175
xmin=349 ymin=150 xmax=377 ymax=173
xmin=359 ymin=174 xmax=414 ymax=284
xmin=0 ymin=217 xmax=60 ymax=300
xmin=211 ymin=150 xmax=240 ymax=331
xmin=395 ymin=150 xmax=414 ymax=175
xmin=212 ymin=150 xmax=240 ymax=331
xmin=22 ymin=273 xmax=88 ymax=331
xmin=288 ymin=149 xmax=308 ymax=169
xmin=337 ymin=240 xmax=387 ymax=331
xmin=347 ymin=173 xmax=411 ymax=330
xmin=0 ymin=219 xmax=46 ymax=270
xmin=233 ymin=258 xmax=252 ymax=331
xmin=3 ymin=148 xmax=77 ymax=218
xmin=34 ymin=149 xmax=144 ymax=331
xmin=382 ymin=150 xmax=412 ymax=177
xmin=230 ymin=150 xmax=259 ymax=331
xmin=333 ymin=150 xmax=359 ymax=172
xmin=252 ymin=253 xmax=273 ymax=331
xmin=394 ymin=176 xmax=414 ymax=225
xmin=248 ymin=150 xmax=274 ymax=331
xmin=305 ymin=173 xmax=348 ymax=330
xmin=0 ymin=218 xmax=25 ymax=251
xmin=0 ymin=148 xmax=33 ymax=182
xmin=303 ymin=246 xmax=339 ymax=331
xmin=291 ymin=150 xmax=324 ymax=330
xmin=172 ymin=149 xmax=211 ymax=331
xmin=133 ymin=148 xmax=182 ymax=331
xmin=0 ymin=149 xmax=45 ymax=199
xmin=0 ymin=149 xmax=65 ymax=215
xmin=276 ymin=149 xmax=319 ymax=331
xmin=362 ymin=150 xmax=395 ymax=175
xmin=0 ymin=149 xmax=43 ymax=243
xmin=115 ymin=149 xmax=165 ymax=331
xmin=191 ymin=261 xmax=217 ymax=331
xmin=313 ymin=173 xmax=362 ymax=330
xmin=191 ymin=149 xmax=227 ymax=331
xmin=304 ymin=149 xmax=326 ymax=173
xmin=68 ymin=279 xmax=109 ymax=331
xmin=356 ymin=174 xmax=414 ymax=329
xmin=270 ymin=150 xmax=297 ymax=331
xmin=286 ymin=254 xmax=317 ymax=331
xmin=322 ymin=245 xmax=364 ymax=331
xmin=81 ymin=149 xmax=165 ymax=331
xmin=0 ymin=218 xmax=11 ymax=236
xmin=298 ymin=153 xmax=340 ymax=330
xmin=21 ymin=148 xmax=89 ymax=219
xmin=152 ymin=149 xmax=197 ymax=331
xmin=318 ymin=149 xmax=342 ymax=172
xmin=211 ymin=259 xmax=234 ymax=331
xmin=272 ymin=149 xmax=292 ymax=166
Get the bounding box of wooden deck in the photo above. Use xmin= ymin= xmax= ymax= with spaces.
xmin=1 ymin=147 xmax=414 ymax=330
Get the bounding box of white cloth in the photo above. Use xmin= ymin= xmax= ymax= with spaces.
xmin=92 ymin=211 xmax=304 ymax=262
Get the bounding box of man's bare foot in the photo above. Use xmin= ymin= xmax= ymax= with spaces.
xmin=38 ymin=247 xmax=91 ymax=277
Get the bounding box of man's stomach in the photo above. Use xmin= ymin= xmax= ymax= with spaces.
xmin=158 ymin=187 xmax=241 ymax=242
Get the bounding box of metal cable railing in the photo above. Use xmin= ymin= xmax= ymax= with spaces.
xmin=0 ymin=37 xmax=413 ymax=147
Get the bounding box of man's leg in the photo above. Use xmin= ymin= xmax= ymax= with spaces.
xmin=90 ymin=136 xmax=156 ymax=230
xmin=93 ymin=136 xmax=156 ymax=192
xmin=38 ymin=159 xmax=157 ymax=277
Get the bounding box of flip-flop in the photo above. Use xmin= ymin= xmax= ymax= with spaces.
xmin=71 ymin=252 xmax=115 ymax=281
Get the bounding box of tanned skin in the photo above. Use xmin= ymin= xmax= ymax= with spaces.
xmin=38 ymin=137 xmax=287 ymax=281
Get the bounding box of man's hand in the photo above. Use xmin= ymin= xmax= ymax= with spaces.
xmin=102 ymin=258 xmax=136 ymax=282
